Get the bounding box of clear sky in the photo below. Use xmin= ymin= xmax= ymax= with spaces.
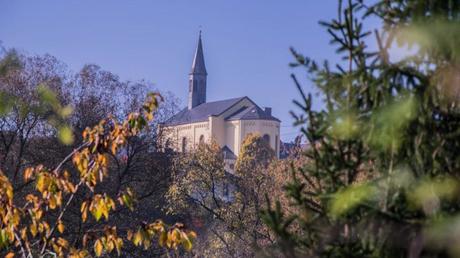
xmin=0 ymin=1 xmax=357 ymax=141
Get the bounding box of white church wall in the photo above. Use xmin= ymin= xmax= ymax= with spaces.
xmin=163 ymin=118 xmax=280 ymax=157
xmin=209 ymin=116 xmax=225 ymax=146
xmin=193 ymin=122 xmax=210 ymax=145
xmin=175 ymin=124 xmax=193 ymax=152
xmin=223 ymin=120 xmax=240 ymax=156
xmin=163 ymin=121 xmax=211 ymax=152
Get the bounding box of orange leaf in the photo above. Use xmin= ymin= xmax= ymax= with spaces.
xmin=57 ymin=221 xmax=65 ymax=233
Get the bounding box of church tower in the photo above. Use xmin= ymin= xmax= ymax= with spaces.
xmin=163 ymin=32 xmax=281 ymax=158
xmin=188 ymin=31 xmax=207 ymax=109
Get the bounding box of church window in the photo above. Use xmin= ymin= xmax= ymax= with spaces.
xmin=199 ymin=135 xmax=205 ymax=144
xmin=263 ymin=134 xmax=270 ymax=146
xmin=223 ymin=183 xmax=229 ymax=198
xmin=181 ymin=137 xmax=187 ymax=152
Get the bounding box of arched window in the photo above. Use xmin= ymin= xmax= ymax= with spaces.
xmin=263 ymin=134 xmax=270 ymax=145
xmin=181 ymin=137 xmax=187 ymax=152
xmin=199 ymin=135 xmax=205 ymax=145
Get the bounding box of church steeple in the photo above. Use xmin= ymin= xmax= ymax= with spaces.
xmin=190 ymin=31 xmax=207 ymax=75
xmin=188 ymin=31 xmax=207 ymax=109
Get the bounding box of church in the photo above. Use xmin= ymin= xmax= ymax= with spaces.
xmin=162 ymin=33 xmax=281 ymax=160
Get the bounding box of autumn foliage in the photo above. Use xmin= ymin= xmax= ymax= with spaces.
xmin=0 ymin=92 xmax=196 ymax=257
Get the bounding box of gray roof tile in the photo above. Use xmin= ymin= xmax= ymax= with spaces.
xmin=221 ymin=145 xmax=237 ymax=160
xmin=164 ymin=96 xmax=280 ymax=126
xmin=164 ymin=97 xmax=244 ymax=126
xmin=225 ymin=105 xmax=279 ymax=121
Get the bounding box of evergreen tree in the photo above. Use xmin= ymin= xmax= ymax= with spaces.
xmin=263 ymin=1 xmax=460 ymax=257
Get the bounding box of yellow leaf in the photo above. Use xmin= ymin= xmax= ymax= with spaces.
xmin=159 ymin=231 xmax=167 ymax=247
xmin=57 ymin=237 xmax=69 ymax=248
xmin=48 ymin=196 xmax=57 ymax=209
xmin=107 ymin=197 xmax=115 ymax=209
xmin=93 ymin=204 xmax=105 ymax=222
xmin=81 ymin=201 xmax=88 ymax=222
xmin=106 ymin=239 xmax=114 ymax=252
xmin=181 ymin=236 xmax=192 ymax=251
xmin=81 ymin=201 xmax=88 ymax=213
xmin=36 ymin=209 xmax=43 ymax=220
xmin=133 ymin=230 xmax=142 ymax=246
xmin=111 ymin=143 xmax=117 ymax=155
xmin=142 ymin=239 xmax=151 ymax=250
xmin=20 ymin=228 xmax=27 ymax=240
xmin=36 ymin=175 xmax=45 ymax=192
xmin=145 ymin=112 xmax=153 ymax=121
xmin=115 ymin=238 xmax=123 ymax=255
xmin=42 ymin=221 xmax=50 ymax=234
xmin=11 ymin=211 xmax=20 ymax=226
xmin=66 ymin=181 xmax=76 ymax=193
xmin=187 ymin=231 xmax=197 ymax=239
xmin=5 ymin=252 xmax=14 ymax=258
xmin=6 ymin=185 xmax=13 ymax=201
xmin=94 ymin=239 xmax=103 ymax=257
xmin=23 ymin=168 xmax=33 ymax=182
xmin=30 ymin=223 xmax=37 ymax=237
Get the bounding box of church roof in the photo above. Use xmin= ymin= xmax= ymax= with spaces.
xmin=164 ymin=97 xmax=244 ymax=126
xmin=225 ymin=105 xmax=276 ymax=121
xmin=221 ymin=145 xmax=237 ymax=160
xmin=164 ymin=96 xmax=280 ymax=126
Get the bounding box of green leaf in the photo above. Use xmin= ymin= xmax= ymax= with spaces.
xmin=58 ymin=125 xmax=74 ymax=145
xmin=0 ymin=92 xmax=15 ymax=116
xmin=37 ymin=84 xmax=59 ymax=109
xmin=329 ymin=184 xmax=376 ymax=217
xmin=59 ymin=105 xmax=73 ymax=118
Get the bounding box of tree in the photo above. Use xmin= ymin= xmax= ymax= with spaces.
xmin=235 ymin=133 xmax=275 ymax=174
xmin=0 ymin=90 xmax=195 ymax=257
xmin=63 ymin=63 xmax=182 ymax=257
xmin=0 ymin=50 xmax=194 ymax=257
xmin=263 ymin=1 xmax=460 ymax=257
xmin=166 ymin=141 xmax=230 ymax=256
xmin=0 ymin=52 xmax=73 ymax=183
xmin=231 ymin=133 xmax=276 ymax=256
xmin=167 ymin=134 xmax=278 ymax=257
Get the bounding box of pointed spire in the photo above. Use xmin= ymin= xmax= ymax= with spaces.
xmin=188 ymin=31 xmax=208 ymax=109
xmin=190 ymin=30 xmax=207 ymax=75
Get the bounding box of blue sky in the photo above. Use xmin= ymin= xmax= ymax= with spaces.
xmin=0 ymin=1 xmax=364 ymax=141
